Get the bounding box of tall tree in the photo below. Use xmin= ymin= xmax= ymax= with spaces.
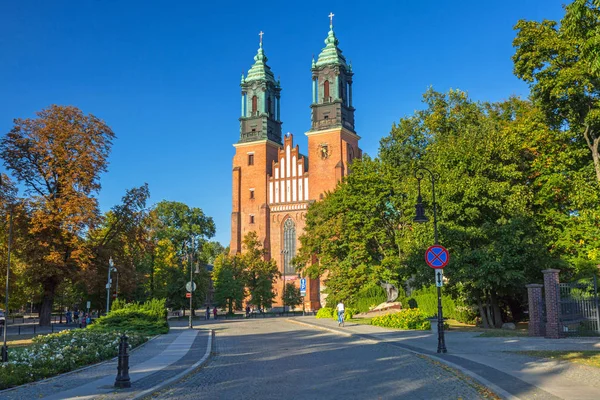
xmin=239 ymin=232 xmax=279 ymax=310
xmin=153 ymin=201 xmax=215 ymax=313
xmin=513 ymin=0 xmax=600 ymax=183
xmin=213 ymin=254 xmax=245 ymax=313
xmin=296 ymin=156 xmax=406 ymax=304
xmin=0 ymin=105 xmax=114 ymax=325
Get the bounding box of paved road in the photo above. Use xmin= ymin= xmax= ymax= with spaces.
xmin=149 ymin=319 xmax=485 ymax=400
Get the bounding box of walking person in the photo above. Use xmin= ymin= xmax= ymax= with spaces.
xmin=213 ymin=306 xmax=218 ymax=320
xmin=205 ymin=306 xmax=210 ymax=320
xmin=336 ymin=301 xmax=345 ymax=327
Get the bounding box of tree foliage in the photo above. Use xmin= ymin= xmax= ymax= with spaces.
xmin=513 ymin=0 xmax=600 ymax=183
xmin=0 ymin=105 xmax=114 ymax=325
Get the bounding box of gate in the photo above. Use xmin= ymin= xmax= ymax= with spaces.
xmin=559 ymin=276 xmax=600 ymax=336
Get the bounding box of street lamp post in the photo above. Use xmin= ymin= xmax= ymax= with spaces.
xmin=189 ymin=236 xmax=194 ymax=330
xmin=106 ymin=258 xmax=116 ymax=314
xmin=281 ymin=249 xmax=288 ymax=313
xmin=414 ymin=167 xmax=447 ymax=353
xmin=1 ymin=174 xmax=13 ymax=362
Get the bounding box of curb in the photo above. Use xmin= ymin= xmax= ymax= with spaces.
xmin=286 ymin=319 xmax=518 ymax=400
xmin=0 ymin=333 xmax=161 ymax=396
xmin=131 ymin=329 xmax=214 ymax=400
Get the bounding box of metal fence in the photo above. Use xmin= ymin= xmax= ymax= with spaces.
xmin=559 ymin=276 xmax=600 ymax=336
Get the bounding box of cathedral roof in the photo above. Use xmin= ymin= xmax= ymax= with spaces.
xmin=243 ymin=41 xmax=276 ymax=84
xmin=315 ymin=24 xmax=347 ymax=68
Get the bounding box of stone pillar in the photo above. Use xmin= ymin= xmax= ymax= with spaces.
xmin=543 ymin=269 xmax=561 ymax=339
xmin=526 ymin=284 xmax=544 ymax=337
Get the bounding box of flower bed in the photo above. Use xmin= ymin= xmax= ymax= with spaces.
xmin=0 ymin=329 xmax=147 ymax=390
xmin=371 ymin=308 xmax=431 ymax=330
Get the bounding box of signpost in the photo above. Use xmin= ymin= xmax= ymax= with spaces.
xmin=300 ymin=278 xmax=307 ymax=316
xmin=425 ymin=245 xmax=449 ymax=269
xmin=424 ymin=244 xmax=449 ymax=354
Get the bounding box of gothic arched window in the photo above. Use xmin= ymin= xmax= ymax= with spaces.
xmin=283 ymin=218 xmax=296 ymax=275
xmin=324 ymin=80 xmax=330 ymax=102
xmin=252 ymin=95 xmax=258 ymax=114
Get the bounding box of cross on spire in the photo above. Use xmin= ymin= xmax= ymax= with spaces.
xmin=259 ymin=31 xmax=264 ymax=45
xmin=328 ymin=12 xmax=334 ymax=27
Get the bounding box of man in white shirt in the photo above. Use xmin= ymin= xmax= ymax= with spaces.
xmin=336 ymin=301 xmax=345 ymax=327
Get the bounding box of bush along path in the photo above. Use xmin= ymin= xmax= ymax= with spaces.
xmin=0 ymin=330 xmax=148 ymax=389
xmin=0 ymin=298 xmax=169 ymax=390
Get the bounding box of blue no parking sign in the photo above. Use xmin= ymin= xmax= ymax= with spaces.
xmin=425 ymin=245 xmax=449 ymax=269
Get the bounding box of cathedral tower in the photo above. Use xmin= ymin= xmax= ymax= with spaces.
xmin=230 ymin=18 xmax=361 ymax=311
xmin=231 ymin=33 xmax=282 ymax=255
xmin=306 ymin=14 xmax=360 ymax=200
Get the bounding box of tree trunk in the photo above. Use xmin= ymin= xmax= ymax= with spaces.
xmin=506 ymin=296 xmax=524 ymax=322
xmin=39 ymin=280 xmax=57 ymax=326
xmin=477 ymin=298 xmax=490 ymax=329
xmin=485 ymin=294 xmax=494 ymax=329
xmin=490 ymin=291 xmax=504 ymax=328
xmin=150 ymin=253 xmax=155 ymax=297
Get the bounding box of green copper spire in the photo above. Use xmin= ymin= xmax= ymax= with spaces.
xmin=315 ymin=13 xmax=347 ymax=68
xmin=245 ymin=31 xmax=276 ymax=84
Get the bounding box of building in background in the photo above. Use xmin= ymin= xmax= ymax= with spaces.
xmin=230 ymin=19 xmax=361 ymax=311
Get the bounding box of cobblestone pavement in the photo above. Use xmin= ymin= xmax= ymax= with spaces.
xmin=148 ymin=319 xmax=485 ymax=400
xmin=302 ymin=317 xmax=600 ymax=400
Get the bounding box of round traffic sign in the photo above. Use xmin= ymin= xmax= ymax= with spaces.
xmin=425 ymin=245 xmax=449 ymax=269
xmin=186 ymin=282 xmax=197 ymax=292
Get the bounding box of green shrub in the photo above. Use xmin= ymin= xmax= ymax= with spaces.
xmin=88 ymin=298 xmax=169 ymax=335
xmin=348 ymin=283 xmax=407 ymax=313
xmin=316 ymin=307 xmax=334 ymax=319
xmin=406 ymin=286 xmax=477 ymax=324
xmin=348 ymin=285 xmax=387 ymax=313
xmin=329 ymin=307 xmax=359 ymax=321
xmin=371 ymin=309 xmax=431 ymax=330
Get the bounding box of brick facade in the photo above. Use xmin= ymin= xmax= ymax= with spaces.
xmin=525 ymin=284 xmax=544 ymax=337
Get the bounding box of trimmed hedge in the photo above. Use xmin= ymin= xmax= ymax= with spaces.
xmin=88 ymin=298 xmax=169 ymax=335
xmin=407 ymin=286 xmax=477 ymax=324
xmin=371 ymin=309 xmax=431 ymax=330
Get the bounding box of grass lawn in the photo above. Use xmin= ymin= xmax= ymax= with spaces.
xmin=512 ymin=351 xmax=600 ymax=368
xmin=478 ymin=329 xmax=528 ymax=337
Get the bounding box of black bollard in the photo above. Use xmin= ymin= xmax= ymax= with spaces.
xmin=114 ymin=334 xmax=131 ymax=388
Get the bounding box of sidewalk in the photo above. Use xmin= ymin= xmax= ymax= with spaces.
xmin=0 ymin=325 xmax=212 ymax=400
xmin=294 ymin=316 xmax=600 ymax=400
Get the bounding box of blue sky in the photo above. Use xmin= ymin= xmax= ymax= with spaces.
xmin=0 ymin=0 xmax=566 ymax=245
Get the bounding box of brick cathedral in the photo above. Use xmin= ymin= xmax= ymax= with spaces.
xmin=230 ymin=18 xmax=361 ymax=311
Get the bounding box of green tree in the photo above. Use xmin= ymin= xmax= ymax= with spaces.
xmin=152 ymin=200 xmax=216 ymax=314
xmin=513 ymin=0 xmax=600 ymax=184
xmin=239 ymin=232 xmax=279 ymax=310
xmin=283 ymin=283 xmax=302 ymax=310
xmin=296 ymin=156 xmax=406 ymax=304
xmin=213 ymin=254 xmax=245 ymax=314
